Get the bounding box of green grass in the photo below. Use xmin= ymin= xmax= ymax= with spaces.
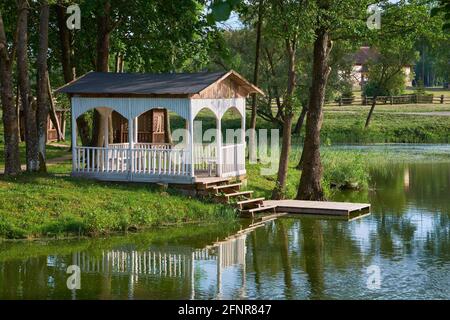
xmin=0 ymin=164 xmax=236 ymax=239
xmin=320 ymin=111 xmax=450 ymax=143
xmin=324 ymin=103 xmax=450 ymax=113
xmin=0 ymin=143 xmax=70 ymax=170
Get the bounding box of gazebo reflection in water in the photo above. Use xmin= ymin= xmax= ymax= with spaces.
xmin=69 ymin=232 xmax=248 ymax=299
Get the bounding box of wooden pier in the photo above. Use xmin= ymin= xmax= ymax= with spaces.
xmin=185 ymin=177 xmax=371 ymax=220
xmin=263 ymin=200 xmax=370 ymax=218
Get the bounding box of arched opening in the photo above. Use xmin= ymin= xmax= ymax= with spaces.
xmin=111 ymin=111 xmax=128 ymax=143
xmin=193 ymin=107 xmax=219 ymax=177
xmin=221 ymin=107 xmax=243 ymax=145
xmin=74 ymin=106 xmax=125 ymax=147
xmin=220 ymin=107 xmax=245 ymax=176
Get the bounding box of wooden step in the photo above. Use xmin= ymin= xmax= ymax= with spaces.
xmin=240 ymin=204 xmax=277 ymax=216
xmin=195 ymin=177 xmax=231 ymax=190
xmin=222 ymin=190 xmax=253 ymax=200
xmin=236 ymin=197 xmax=265 ymax=210
xmin=212 ymin=182 xmax=242 ymax=191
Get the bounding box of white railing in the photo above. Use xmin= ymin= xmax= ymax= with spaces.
xmin=74 ymin=146 xmax=190 ymax=176
xmin=75 ymin=147 xmax=128 ymax=173
xmin=109 ymin=143 xmax=172 ymax=150
xmin=193 ymin=143 xmax=218 ymax=175
xmin=132 ymin=148 xmax=189 ymax=176
xmin=74 ymin=143 xmax=244 ymax=179
xmin=221 ymin=143 xmax=245 ymax=176
xmin=108 ymin=143 xmax=129 ymax=150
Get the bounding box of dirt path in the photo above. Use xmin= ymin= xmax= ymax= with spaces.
xmin=0 ymin=153 xmax=71 ymax=174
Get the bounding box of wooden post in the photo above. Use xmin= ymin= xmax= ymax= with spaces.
xmin=390 ymin=96 xmax=393 ymax=105
xmin=241 ymin=105 xmax=246 ymax=173
xmin=188 ymin=108 xmax=195 ymax=179
xmin=71 ymin=99 xmax=76 ymax=172
xmin=134 ymin=116 xmax=138 ymax=143
xmin=339 ymin=97 xmax=342 ymax=107
xmin=441 ymin=95 xmax=444 ymax=104
xmin=216 ymin=116 xmax=222 ymax=177
xmin=128 ymin=117 xmax=134 ymax=178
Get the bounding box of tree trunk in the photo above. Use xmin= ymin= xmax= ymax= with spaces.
xmin=17 ymin=0 xmax=39 ymax=172
xmin=293 ymin=104 xmax=308 ymax=134
xmin=56 ymin=2 xmax=90 ymax=146
xmin=296 ymin=147 xmax=305 ymax=170
xmin=272 ymin=40 xmax=296 ymax=200
xmin=36 ymin=1 xmax=50 ymax=172
xmin=0 ymin=13 xmax=21 ymax=175
xmin=47 ymin=74 xmax=64 ymax=141
xmin=294 ymin=105 xmax=308 ymax=169
xmin=296 ymin=29 xmax=332 ymax=201
xmin=96 ymin=1 xmax=111 ymax=72
xmin=364 ymin=95 xmax=377 ymax=128
xmin=56 ymin=3 xmax=75 ymax=82
xmin=91 ymin=0 xmax=112 ymax=147
xmin=271 ymin=114 xmax=293 ymax=200
xmin=249 ymin=0 xmax=264 ymax=162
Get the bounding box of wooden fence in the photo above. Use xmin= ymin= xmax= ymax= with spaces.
xmin=325 ymin=94 xmax=447 ymax=106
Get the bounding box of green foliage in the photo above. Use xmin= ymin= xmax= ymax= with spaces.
xmin=363 ymin=68 xmax=406 ymax=96
xmin=431 ymin=0 xmax=450 ymax=31
xmin=415 ymin=79 xmax=426 ymax=95
xmin=322 ymin=151 xmax=369 ymax=190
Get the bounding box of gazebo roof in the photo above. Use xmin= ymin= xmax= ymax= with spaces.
xmin=56 ymin=70 xmax=263 ymax=97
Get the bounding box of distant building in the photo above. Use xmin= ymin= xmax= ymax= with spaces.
xmin=350 ymin=46 xmax=413 ymax=90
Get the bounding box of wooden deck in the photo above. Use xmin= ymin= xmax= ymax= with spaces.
xmin=263 ymin=200 xmax=370 ymax=217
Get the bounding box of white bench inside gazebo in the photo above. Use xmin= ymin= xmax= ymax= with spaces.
xmin=57 ymin=70 xmax=263 ymax=184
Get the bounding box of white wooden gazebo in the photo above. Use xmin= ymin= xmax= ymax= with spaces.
xmin=57 ymin=70 xmax=263 ymax=184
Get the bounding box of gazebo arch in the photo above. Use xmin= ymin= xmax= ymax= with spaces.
xmin=57 ymin=70 xmax=263 ymax=184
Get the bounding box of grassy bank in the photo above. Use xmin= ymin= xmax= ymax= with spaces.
xmin=246 ymin=148 xmax=370 ymax=199
xmin=246 ymin=145 xmax=450 ymax=199
xmin=0 ymin=167 xmax=235 ymax=239
xmin=209 ymin=102 xmax=450 ymax=144
xmin=1 ymin=145 xmax=449 ymax=240
xmin=321 ymin=111 xmax=450 ymax=143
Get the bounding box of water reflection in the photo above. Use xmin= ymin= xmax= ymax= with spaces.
xmin=0 ymin=159 xmax=449 ymax=299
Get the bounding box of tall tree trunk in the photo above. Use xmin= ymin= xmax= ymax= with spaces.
xmin=36 ymin=1 xmax=50 ymax=172
xmin=47 ymin=74 xmax=64 ymax=141
xmin=272 ymin=41 xmax=296 ymax=200
xmin=272 ymin=114 xmax=293 ymax=199
xmin=91 ymin=0 xmax=112 ymax=147
xmin=17 ymin=0 xmax=39 ymax=172
xmin=364 ymin=95 xmax=378 ymax=128
xmin=296 ymin=146 xmax=306 ymax=170
xmin=96 ymin=4 xmax=110 ymax=73
xmin=293 ymin=104 xmax=308 ymax=134
xmin=56 ymin=2 xmax=90 ymax=146
xmin=294 ymin=105 xmax=308 ymax=169
xmin=0 ymin=13 xmax=21 ymax=175
xmin=56 ymin=3 xmax=75 ymax=83
xmin=296 ymin=29 xmax=332 ymax=201
xmin=249 ymin=0 xmax=264 ymax=162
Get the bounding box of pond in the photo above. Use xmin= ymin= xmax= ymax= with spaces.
xmin=0 ymin=145 xmax=449 ymax=299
